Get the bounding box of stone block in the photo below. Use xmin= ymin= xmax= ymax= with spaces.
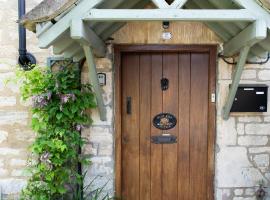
xmin=14 ymin=129 xmax=35 ymax=142
xmin=258 ymin=70 xmax=270 ymax=81
xmin=0 ymin=148 xmax=21 ymax=156
xmin=0 ymin=159 xmax=4 ymax=167
xmin=246 ymin=124 xmax=270 ymax=135
xmin=0 ymin=130 xmax=8 ymax=143
xmin=0 ymin=168 xmax=8 ymax=176
xmin=82 ymin=144 xmax=98 ymax=156
xmin=86 ymin=127 xmax=113 ymax=144
xmin=238 ymin=136 xmax=268 ymax=146
xmin=9 ymin=159 xmax=26 ymax=167
xmin=218 ymin=59 xmax=232 ymax=80
xmin=237 ymin=124 xmax=245 ymax=135
xmin=96 ymin=58 xmax=112 ymax=70
xmin=0 ymin=97 xmax=16 ymax=106
xmin=11 ymin=169 xmax=25 ymax=177
xmin=249 ymin=147 xmax=270 ymax=154
xmin=99 ymin=142 xmax=113 ymax=156
xmin=216 ymin=147 xmax=265 ymax=187
xmin=215 ymin=188 xmax=231 ymax=200
xmin=217 ymin=117 xmax=237 ymax=146
xmin=233 ymin=197 xmax=256 ymax=200
xmin=0 ymin=179 xmax=27 ymax=194
xmin=234 ymin=189 xmax=244 ymax=196
xmin=241 ymin=70 xmax=256 ymax=80
xmin=264 ymin=116 xmax=270 ymax=122
xmin=238 ymin=116 xmax=262 ymax=123
xmin=0 ymin=111 xmax=29 ymax=125
xmin=245 ymin=188 xmax=255 ymax=196
xmin=253 ymin=154 xmax=269 ymax=168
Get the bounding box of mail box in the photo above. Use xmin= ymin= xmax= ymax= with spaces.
xmin=230 ymin=84 xmax=268 ymax=112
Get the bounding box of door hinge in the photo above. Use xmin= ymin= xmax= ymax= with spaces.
xmin=211 ymin=93 xmax=216 ymax=103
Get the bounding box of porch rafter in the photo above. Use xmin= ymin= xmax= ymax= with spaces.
xmin=83 ymin=9 xmax=257 ymax=22
xmin=151 ymin=0 xmax=188 ymax=8
xmin=151 ymin=0 xmax=169 ymax=8
xmin=37 ymin=0 xmax=105 ymax=49
xmin=170 ymin=0 xmax=189 ymax=8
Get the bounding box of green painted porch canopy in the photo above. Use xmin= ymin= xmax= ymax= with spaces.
xmin=21 ymin=0 xmax=270 ymax=61
xmin=21 ymin=0 xmax=270 ymax=120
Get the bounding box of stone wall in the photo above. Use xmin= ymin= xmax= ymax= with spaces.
xmin=0 ymin=0 xmax=51 ymax=199
xmin=0 ymin=1 xmax=270 ymax=199
xmin=81 ymin=45 xmax=114 ymax=195
xmin=216 ymin=60 xmax=270 ymax=200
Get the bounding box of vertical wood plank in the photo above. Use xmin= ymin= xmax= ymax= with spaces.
xmin=150 ymin=54 xmax=163 ymax=200
xmin=208 ymin=47 xmax=217 ymax=200
xmin=178 ymin=53 xmax=191 ymax=200
xmin=114 ymin=49 xmax=122 ymax=197
xmin=190 ymin=53 xmax=209 ymax=200
xmin=162 ymin=53 xmax=179 ymax=200
xmin=121 ymin=53 xmax=140 ymax=200
xmin=139 ymin=54 xmax=151 ymax=200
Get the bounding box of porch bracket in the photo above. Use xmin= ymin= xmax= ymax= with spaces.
xmin=222 ymin=19 xmax=267 ymax=120
xmin=223 ymin=19 xmax=267 ymax=57
xmin=82 ymin=46 xmax=107 ymax=121
xmin=70 ymin=19 xmax=106 ymax=57
xmin=222 ymin=46 xmax=250 ymax=120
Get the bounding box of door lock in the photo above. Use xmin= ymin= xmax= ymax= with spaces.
xmin=161 ymin=78 xmax=169 ymax=91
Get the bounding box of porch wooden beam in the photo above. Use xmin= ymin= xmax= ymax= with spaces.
xmin=83 ymin=46 xmax=107 ymax=121
xmin=83 ymin=9 xmax=256 ymax=22
xmin=38 ymin=0 xmax=105 ymax=49
xmin=70 ymin=19 xmax=106 ymax=57
xmin=223 ymin=46 xmax=250 ymax=120
xmin=170 ymin=0 xmax=188 ymax=8
xmin=53 ymin=35 xmax=74 ymax=54
xmin=151 ymin=0 xmax=169 ymax=8
xmin=233 ymin=0 xmax=270 ymax=28
xmin=223 ymin=20 xmax=267 ymax=56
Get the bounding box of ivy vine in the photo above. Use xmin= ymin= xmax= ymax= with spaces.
xmin=15 ymin=64 xmax=97 ymax=199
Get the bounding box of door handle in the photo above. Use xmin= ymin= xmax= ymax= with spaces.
xmin=126 ymin=97 xmax=131 ymax=114
xmin=151 ymin=134 xmax=177 ymax=144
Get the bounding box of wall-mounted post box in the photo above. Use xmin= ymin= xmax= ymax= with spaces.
xmin=230 ymin=84 xmax=268 ymax=112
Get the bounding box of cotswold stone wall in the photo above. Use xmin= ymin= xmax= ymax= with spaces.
xmin=216 ymin=60 xmax=270 ymax=200
xmin=0 ymin=0 xmax=51 ymax=199
xmin=81 ymin=46 xmax=114 ymax=195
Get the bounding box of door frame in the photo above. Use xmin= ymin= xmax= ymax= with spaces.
xmin=114 ymin=44 xmax=217 ymax=200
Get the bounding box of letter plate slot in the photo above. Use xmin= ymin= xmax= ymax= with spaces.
xmin=151 ymin=134 xmax=177 ymax=144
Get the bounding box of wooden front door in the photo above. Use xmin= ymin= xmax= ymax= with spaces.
xmin=115 ymin=45 xmax=216 ymax=200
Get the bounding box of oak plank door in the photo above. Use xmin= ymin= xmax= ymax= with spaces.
xmin=118 ymin=47 xmax=216 ymax=200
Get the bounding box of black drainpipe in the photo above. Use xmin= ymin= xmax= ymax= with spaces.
xmin=18 ymin=0 xmax=36 ymax=70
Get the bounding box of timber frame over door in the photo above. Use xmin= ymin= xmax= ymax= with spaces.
xmin=114 ymin=45 xmax=217 ymax=200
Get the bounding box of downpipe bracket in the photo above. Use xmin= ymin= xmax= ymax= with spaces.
xmin=18 ymin=0 xmax=36 ymax=71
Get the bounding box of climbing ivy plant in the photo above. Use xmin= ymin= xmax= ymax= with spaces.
xmin=15 ymin=65 xmax=96 ymax=199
